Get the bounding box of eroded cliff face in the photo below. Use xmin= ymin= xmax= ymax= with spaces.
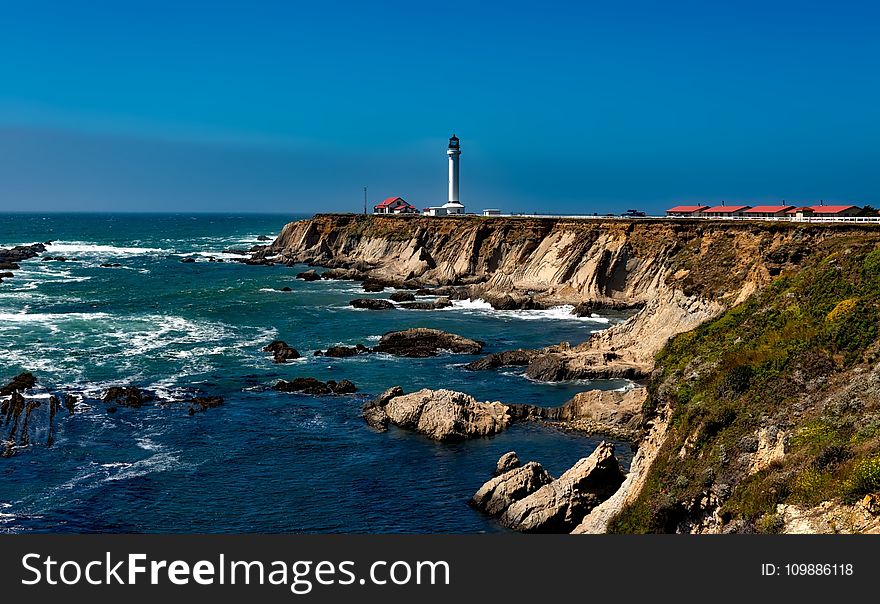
xmin=267 ymin=214 xmax=857 ymax=376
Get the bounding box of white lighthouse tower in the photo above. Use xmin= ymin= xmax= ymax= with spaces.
xmin=442 ymin=134 xmax=465 ymax=215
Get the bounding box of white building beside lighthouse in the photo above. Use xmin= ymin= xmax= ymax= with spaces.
xmin=441 ymin=134 xmax=465 ymax=215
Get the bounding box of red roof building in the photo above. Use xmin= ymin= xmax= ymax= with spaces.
xmin=807 ymin=204 xmax=861 ymax=216
xmin=666 ymin=205 xmax=709 ymax=217
xmin=742 ymin=205 xmax=795 ymax=218
xmin=702 ymin=204 xmax=752 ymax=218
xmin=373 ymin=196 xmax=419 ymax=215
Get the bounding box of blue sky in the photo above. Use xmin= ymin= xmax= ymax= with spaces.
xmin=1 ymin=0 xmax=878 ymax=214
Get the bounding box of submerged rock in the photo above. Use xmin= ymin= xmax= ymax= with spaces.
xmin=103 ymin=386 xmax=152 ymax=408
xmin=364 ymin=387 xmax=510 ymax=441
xmin=273 ymin=377 xmax=357 ymax=395
xmin=499 ymin=442 xmax=625 ymax=533
xmin=180 ymin=257 xmax=196 ymax=263
xmin=372 ymin=328 xmax=483 ymax=357
xmin=263 ymin=340 xmax=301 ymax=363
xmin=185 ymin=396 xmax=224 ymax=415
xmin=362 ymin=279 xmax=385 ymax=292
xmin=350 ymin=298 xmax=394 ymax=310
xmin=471 ymin=461 xmax=553 ymax=516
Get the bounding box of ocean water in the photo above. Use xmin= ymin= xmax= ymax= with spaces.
xmin=0 ymin=213 xmax=633 ymax=533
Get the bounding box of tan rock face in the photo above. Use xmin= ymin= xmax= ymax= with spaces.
xmin=380 ymin=388 xmax=511 ymax=441
xmin=498 ymin=442 xmax=625 ymax=533
xmin=471 ymin=461 xmax=553 ymax=516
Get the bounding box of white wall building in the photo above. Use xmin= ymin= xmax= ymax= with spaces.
xmin=442 ymin=134 xmax=465 ymax=215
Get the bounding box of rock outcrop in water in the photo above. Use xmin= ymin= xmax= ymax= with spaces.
xmin=372 ymin=328 xmax=483 ymax=357
xmin=0 ymin=243 xmax=46 ymax=278
xmin=350 ymin=298 xmax=394 ymax=310
xmin=472 ymin=442 xmax=625 ymax=532
xmin=361 ymin=387 xmax=510 ymax=441
xmin=263 ymin=340 xmax=301 ymax=363
xmin=103 ymin=386 xmax=152 ymax=408
xmin=273 ymin=377 xmax=357 ymax=395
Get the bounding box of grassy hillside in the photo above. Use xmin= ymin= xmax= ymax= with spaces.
xmin=610 ymin=234 xmax=880 ymax=533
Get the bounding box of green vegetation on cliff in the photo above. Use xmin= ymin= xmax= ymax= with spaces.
xmin=611 ymin=236 xmax=880 ymax=533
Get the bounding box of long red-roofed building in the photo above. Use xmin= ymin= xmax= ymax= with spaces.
xmin=666 ymin=205 xmax=709 ymax=217
xmin=742 ymin=205 xmax=795 ymax=218
xmin=702 ymin=204 xmax=752 ymax=218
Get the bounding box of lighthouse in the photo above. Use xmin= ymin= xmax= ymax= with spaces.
xmin=442 ymin=134 xmax=465 ymax=215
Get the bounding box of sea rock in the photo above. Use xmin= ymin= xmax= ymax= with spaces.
xmin=571 ymin=302 xmax=595 ymax=317
xmin=482 ymin=293 xmax=541 ymax=310
xmin=362 ymin=279 xmax=385 ymax=292
xmin=257 ymin=235 xmax=271 ymax=241
xmin=280 ymin=286 xmax=292 ymax=292
xmin=350 ymin=298 xmax=394 ymax=310
xmin=389 ymin=291 xmax=416 ymax=302
xmin=0 ymin=272 xmax=14 ymax=279
xmin=380 ymin=388 xmax=510 ymax=441
xmin=0 ymin=372 xmax=37 ymax=396
xmin=372 ymin=328 xmax=483 ymax=357
xmin=471 ymin=461 xmax=553 ymax=516
xmin=509 ymin=387 xmax=647 ymax=438
xmin=465 ymin=349 xmax=540 ymax=371
xmin=362 ymin=386 xmax=404 ymax=431
xmin=399 ymin=297 xmax=453 ymax=310
xmin=180 ymin=257 xmax=196 ymax=263
xmin=499 ymin=442 xmax=625 ymax=532
xmin=314 ymin=344 xmax=369 ymax=357
xmin=186 ymin=396 xmax=224 ymax=415
xmin=273 ymin=377 xmax=357 ymax=395
xmin=100 ymin=263 xmax=122 ymax=268
xmin=263 ymin=340 xmax=301 ymax=363
xmin=296 ymin=269 xmax=320 ymax=281
xmin=495 ymin=451 xmax=521 ymax=475
xmin=103 ymin=386 xmax=152 ymax=408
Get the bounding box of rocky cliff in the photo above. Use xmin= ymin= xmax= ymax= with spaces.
xmin=268 ymin=214 xmax=880 ymax=533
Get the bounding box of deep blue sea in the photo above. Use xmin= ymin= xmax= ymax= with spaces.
xmin=0 ymin=213 xmax=633 ymax=533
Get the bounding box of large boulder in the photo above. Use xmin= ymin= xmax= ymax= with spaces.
xmin=350 ymin=298 xmax=395 ymax=310
xmin=263 ymin=340 xmax=300 ymax=363
xmin=372 ymin=328 xmax=483 ymax=357
xmin=499 ymin=442 xmax=625 ymax=533
xmin=381 ymin=388 xmax=510 ymax=441
xmin=471 ymin=461 xmax=553 ymax=516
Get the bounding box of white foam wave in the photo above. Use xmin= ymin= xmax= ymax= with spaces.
xmin=445 ymin=299 xmax=611 ymax=323
xmin=45 ymin=242 xmax=169 ymax=256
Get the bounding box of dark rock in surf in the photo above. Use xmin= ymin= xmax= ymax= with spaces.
xmin=0 ymin=372 xmax=37 ymax=396
xmin=296 ymin=269 xmax=320 ymax=281
xmin=263 ymin=340 xmax=301 ymax=363
xmin=314 ymin=344 xmax=369 ymax=358
xmin=389 ymin=291 xmax=416 ymax=303
xmin=372 ymin=328 xmax=483 ymax=357
xmin=464 ymin=349 xmax=540 ymax=371
xmin=180 ymin=257 xmax=196 ymax=263
xmin=103 ymin=386 xmax=152 ymax=408
xmin=273 ymin=377 xmax=357 ymax=395
xmin=350 ymin=298 xmax=394 ymax=310
xmin=399 ymin=297 xmax=453 ymax=310
xmin=187 ymin=396 xmax=224 ymax=415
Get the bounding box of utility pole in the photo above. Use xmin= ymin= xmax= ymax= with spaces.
xmin=363 ymin=186 xmax=368 ymax=215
